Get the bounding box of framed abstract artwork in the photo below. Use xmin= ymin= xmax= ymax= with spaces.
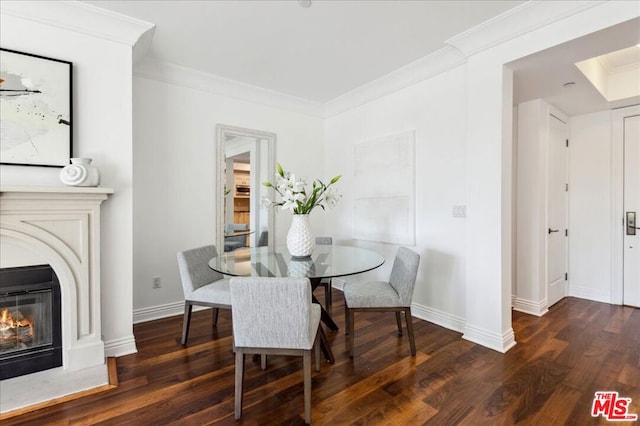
xmin=0 ymin=48 xmax=72 ymax=167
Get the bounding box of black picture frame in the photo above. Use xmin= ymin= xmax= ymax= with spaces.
xmin=0 ymin=48 xmax=72 ymax=167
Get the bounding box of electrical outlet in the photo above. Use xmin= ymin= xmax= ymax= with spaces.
xmin=452 ymin=205 xmax=467 ymax=218
xmin=152 ymin=277 xmax=161 ymax=289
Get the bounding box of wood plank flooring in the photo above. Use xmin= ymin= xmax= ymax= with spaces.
xmin=3 ymin=294 xmax=639 ymax=425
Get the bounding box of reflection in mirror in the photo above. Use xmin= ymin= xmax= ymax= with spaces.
xmin=216 ymin=125 xmax=275 ymax=253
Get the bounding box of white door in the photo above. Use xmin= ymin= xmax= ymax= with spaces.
xmin=624 ymin=114 xmax=640 ymax=307
xmin=547 ymin=114 xmax=568 ymax=307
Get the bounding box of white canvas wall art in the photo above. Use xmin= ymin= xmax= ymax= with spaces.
xmin=0 ymin=49 xmax=72 ymax=167
xmin=353 ymin=130 xmax=415 ymax=244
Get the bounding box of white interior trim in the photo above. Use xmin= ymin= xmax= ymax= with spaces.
xmin=134 ymin=57 xmax=325 ymax=118
xmin=462 ymin=323 xmax=517 ymax=354
xmin=0 ymin=0 xmax=155 ymax=47
xmin=445 ymin=1 xmax=604 ymax=57
xmin=412 ymin=302 xmax=466 ymax=334
xmin=512 ymin=295 xmax=549 ymax=317
xmin=611 ymin=105 xmax=640 ymax=304
xmin=0 ymin=186 xmax=114 ymax=413
xmin=324 ymin=47 xmax=466 ymax=118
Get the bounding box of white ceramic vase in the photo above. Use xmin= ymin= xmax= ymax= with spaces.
xmin=286 ymin=214 xmax=314 ymax=258
xmin=287 ymin=258 xmax=314 ymax=277
xmin=60 ymin=158 xmax=100 ymax=187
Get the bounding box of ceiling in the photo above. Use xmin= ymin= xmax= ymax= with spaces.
xmin=86 ymin=0 xmax=524 ymax=102
xmin=509 ymin=17 xmax=640 ymax=116
xmin=85 ymin=0 xmax=639 ymax=115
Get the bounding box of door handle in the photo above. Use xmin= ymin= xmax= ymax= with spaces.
xmin=628 ymin=212 xmax=638 ymax=235
xmin=548 ymin=228 xmax=559 ymax=234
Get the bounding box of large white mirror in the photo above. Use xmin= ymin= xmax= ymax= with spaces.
xmin=216 ymin=124 xmax=276 ymax=253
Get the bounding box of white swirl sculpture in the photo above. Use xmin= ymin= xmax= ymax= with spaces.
xmin=60 ymin=158 xmax=100 ymax=187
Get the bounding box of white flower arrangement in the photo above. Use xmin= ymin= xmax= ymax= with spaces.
xmin=262 ymin=163 xmax=341 ymax=214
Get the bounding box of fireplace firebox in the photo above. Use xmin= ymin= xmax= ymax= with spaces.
xmin=0 ymin=265 xmax=62 ymax=380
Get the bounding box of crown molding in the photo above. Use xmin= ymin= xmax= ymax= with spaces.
xmin=324 ymin=46 xmax=466 ymax=118
xmin=598 ymin=56 xmax=640 ymax=76
xmin=134 ymin=57 xmax=324 ymax=118
xmin=445 ymin=0 xmax=606 ymax=57
xmin=324 ymin=1 xmax=617 ymax=117
xmin=0 ymin=0 xmax=155 ymax=47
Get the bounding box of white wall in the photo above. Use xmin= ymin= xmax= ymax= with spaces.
xmin=568 ymin=110 xmax=613 ymax=302
xmin=455 ymin=1 xmax=637 ymax=352
xmin=126 ymin=1 xmax=639 ymax=354
xmin=513 ymin=99 xmax=569 ymax=316
xmin=324 ymin=65 xmax=468 ymax=330
xmin=2 ymin=1 xmax=637 ymax=360
xmin=132 ymin=68 xmax=324 ymax=316
xmin=0 ymin=11 xmax=139 ymax=357
xmin=514 ymin=100 xmax=547 ymax=312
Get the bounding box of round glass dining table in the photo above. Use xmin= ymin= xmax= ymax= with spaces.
xmin=208 ymin=244 xmax=385 ymax=280
xmin=209 ymin=244 xmax=385 ymax=363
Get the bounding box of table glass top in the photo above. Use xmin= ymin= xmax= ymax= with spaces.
xmin=209 ymin=245 xmax=385 ymax=279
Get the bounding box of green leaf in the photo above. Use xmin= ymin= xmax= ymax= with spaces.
xmin=262 ymin=181 xmax=273 ymax=187
xmin=276 ymin=163 xmax=284 ymax=177
xmin=330 ymin=175 xmax=342 ymax=184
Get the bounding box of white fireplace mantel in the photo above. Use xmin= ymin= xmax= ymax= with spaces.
xmin=0 ymin=185 xmax=114 ymax=413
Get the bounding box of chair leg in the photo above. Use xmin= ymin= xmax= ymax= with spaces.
xmin=395 ymin=311 xmax=403 ymax=336
xmin=344 ymin=303 xmax=350 ymax=335
xmin=405 ymin=307 xmax=416 ymax=356
xmin=303 ymin=350 xmax=312 ymax=424
xmin=261 ymin=354 xmax=267 ymax=370
xmin=235 ymin=351 xmax=245 ymax=420
xmin=212 ymin=307 xmax=220 ymax=327
xmin=314 ymin=328 xmax=322 ymax=372
xmin=181 ymin=301 xmax=193 ymax=345
xmin=348 ymin=307 xmax=355 ymax=358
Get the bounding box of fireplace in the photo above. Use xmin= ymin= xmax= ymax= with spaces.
xmin=1 ymin=186 xmax=114 ymax=413
xmin=0 ymin=264 xmax=62 ymax=380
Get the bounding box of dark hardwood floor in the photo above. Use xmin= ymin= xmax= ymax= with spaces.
xmin=3 ymin=294 xmax=639 ymax=425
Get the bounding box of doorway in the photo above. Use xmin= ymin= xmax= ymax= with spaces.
xmin=216 ymin=125 xmax=276 ymax=253
xmin=622 ymin=112 xmax=640 ymax=307
xmin=546 ymin=114 xmax=568 ymax=307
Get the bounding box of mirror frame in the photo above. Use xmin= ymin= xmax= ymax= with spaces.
xmin=216 ymin=124 xmax=276 ymax=252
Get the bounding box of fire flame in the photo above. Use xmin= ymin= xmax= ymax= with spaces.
xmin=0 ymin=309 xmax=34 ymax=336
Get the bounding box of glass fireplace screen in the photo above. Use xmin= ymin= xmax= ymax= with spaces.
xmin=0 ymin=289 xmax=53 ymax=355
xmin=0 ymin=264 xmax=62 ymax=380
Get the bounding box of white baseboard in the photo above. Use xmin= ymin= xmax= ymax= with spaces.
xmin=133 ymin=301 xmax=212 ymax=324
xmin=104 ymin=335 xmax=138 ymax=358
xmin=131 ymin=288 xmax=522 ymax=355
xmin=462 ymin=323 xmax=516 ymax=353
xmin=512 ymin=295 xmax=549 ymax=317
xmin=118 ymin=301 xmax=213 ymax=358
xmin=339 ymin=280 xmax=467 ymax=342
xmin=332 ymin=277 xmax=346 ymax=291
xmin=411 ymin=302 xmax=465 ymax=334
xmin=133 ymin=301 xmax=184 ymax=324
xmin=569 ymin=285 xmax=611 ymax=304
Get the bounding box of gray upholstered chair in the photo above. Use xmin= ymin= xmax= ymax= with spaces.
xmin=257 ymin=230 xmax=268 ymax=247
xmin=343 ymin=246 xmax=420 ymax=358
xmin=230 ymin=277 xmax=321 ymax=424
xmin=224 ymin=223 xmax=249 ymax=252
xmin=177 ymin=245 xmax=231 ymax=345
xmin=314 ymin=236 xmax=333 ymax=308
